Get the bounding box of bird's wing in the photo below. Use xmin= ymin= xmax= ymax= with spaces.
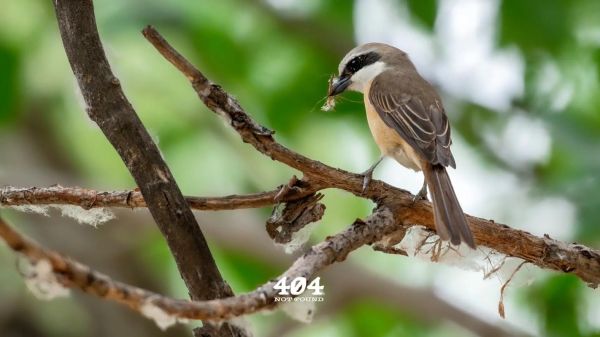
xmin=368 ymin=72 xmax=455 ymax=167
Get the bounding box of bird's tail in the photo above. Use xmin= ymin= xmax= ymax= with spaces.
xmin=423 ymin=163 xmax=476 ymax=248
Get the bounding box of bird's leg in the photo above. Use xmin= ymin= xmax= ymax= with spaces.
xmin=413 ymin=179 xmax=428 ymax=202
xmin=361 ymin=156 xmax=384 ymax=192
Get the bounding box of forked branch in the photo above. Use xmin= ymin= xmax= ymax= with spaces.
xmin=0 ymin=15 xmax=598 ymax=336
xmin=142 ymin=26 xmax=600 ymax=288
xmin=0 ymin=208 xmax=394 ymax=321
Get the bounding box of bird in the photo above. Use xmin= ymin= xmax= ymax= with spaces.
xmin=327 ymin=42 xmax=475 ymax=248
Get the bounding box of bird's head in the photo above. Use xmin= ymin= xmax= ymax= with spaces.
xmin=328 ymin=43 xmax=409 ymax=96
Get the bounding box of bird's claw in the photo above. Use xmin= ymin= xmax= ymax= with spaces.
xmin=359 ymin=157 xmax=384 ymax=193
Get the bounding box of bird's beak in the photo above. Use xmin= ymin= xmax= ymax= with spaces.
xmin=328 ymin=75 xmax=351 ymax=96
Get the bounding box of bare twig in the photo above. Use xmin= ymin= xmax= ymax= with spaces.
xmin=371 ymin=243 xmax=408 ymax=256
xmin=141 ymin=26 xmax=600 ymax=288
xmin=4 ymin=25 xmax=599 ymax=291
xmin=2 ymin=0 xmax=588 ymax=334
xmin=484 ymin=255 xmax=509 ymax=280
xmin=498 ymin=261 xmax=528 ymax=319
xmin=0 ymin=10 xmax=593 ymax=334
xmin=205 ymin=214 xmax=525 ymax=337
xmin=0 ymin=208 xmax=395 ymax=321
xmin=0 ymin=185 xmax=314 ymax=211
xmin=0 ymin=212 xmax=524 ymax=335
xmin=7 ymin=182 xmax=599 ymax=289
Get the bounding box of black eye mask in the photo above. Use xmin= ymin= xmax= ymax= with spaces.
xmin=343 ymin=51 xmax=381 ymax=76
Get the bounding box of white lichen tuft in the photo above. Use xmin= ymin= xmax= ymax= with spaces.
xmin=57 ymin=205 xmax=114 ymax=227
xmin=281 ymin=296 xmax=315 ymax=323
xmin=140 ymin=300 xmax=188 ymax=330
xmin=398 ymin=226 xmax=485 ymax=271
xmin=7 ymin=204 xmax=114 ymax=227
xmin=398 ymin=226 xmax=529 ymax=281
xmin=22 ymin=259 xmax=70 ymax=300
xmin=278 ymin=222 xmax=318 ymax=254
xmin=399 ymin=227 xmax=537 ymax=318
xmin=9 ymin=205 xmax=50 ymax=216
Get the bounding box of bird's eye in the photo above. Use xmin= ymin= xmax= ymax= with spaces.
xmin=343 ymin=51 xmax=381 ymax=76
xmin=346 ymin=58 xmax=361 ymax=73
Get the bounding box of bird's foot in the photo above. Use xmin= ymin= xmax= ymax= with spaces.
xmin=361 ymin=168 xmax=375 ymax=193
xmin=360 ymin=157 xmax=384 ymax=193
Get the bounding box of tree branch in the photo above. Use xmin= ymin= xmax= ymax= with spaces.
xmin=1 ymin=17 xmax=595 ymax=332
xmin=5 ymin=181 xmax=599 ymax=288
xmin=0 ymin=185 xmax=313 ymax=211
xmin=202 ymin=214 xmax=524 ymax=337
xmin=142 ymin=26 xmax=600 ymax=289
xmin=51 ymin=2 xmax=244 ymax=336
xmin=0 ymin=208 xmax=395 ymax=321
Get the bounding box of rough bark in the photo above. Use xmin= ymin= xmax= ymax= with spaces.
xmin=0 ymin=209 xmax=395 ymax=321
xmin=3 ymin=184 xmax=600 ymax=288
xmin=51 ymin=1 xmax=244 ymax=336
xmin=143 ymin=26 xmax=600 ymax=289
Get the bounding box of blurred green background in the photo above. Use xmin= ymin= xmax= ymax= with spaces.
xmin=1 ymin=0 xmax=599 ymax=336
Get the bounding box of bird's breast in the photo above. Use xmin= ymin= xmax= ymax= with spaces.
xmin=364 ymin=85 xmax=422 ymax=171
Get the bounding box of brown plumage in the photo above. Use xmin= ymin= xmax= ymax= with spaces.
xmin=330 ymin=43 xmax=475 ymax=248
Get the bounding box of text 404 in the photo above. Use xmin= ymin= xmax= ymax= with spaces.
xmin=273 ymin=277 xmax=324 ymax=296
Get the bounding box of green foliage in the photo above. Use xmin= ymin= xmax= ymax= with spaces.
xmin=343 ymin=300 xmax=435 ymax=337
xmin=0 ymin=44 xmax=20 ymax=126
xmin=212 ymin=247 xmax=280 ymax=293
xmin=312 ymin=0 xmax=355 ymax=34
xmin=499 ymin=0 xmax=573 ymax=57
xmin=526 ymin=275 xmax=587 ymax=337
xmin=498 ymin=7 xmax=600 ymax=233
xmin=405 ymin=0 xmax=437 ymax=29
xmin=1 ymin=0 xmax=600 ymax=336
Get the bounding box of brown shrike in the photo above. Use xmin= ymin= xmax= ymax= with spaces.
xmin=328 ymin=43 xmax=475 ymax=248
